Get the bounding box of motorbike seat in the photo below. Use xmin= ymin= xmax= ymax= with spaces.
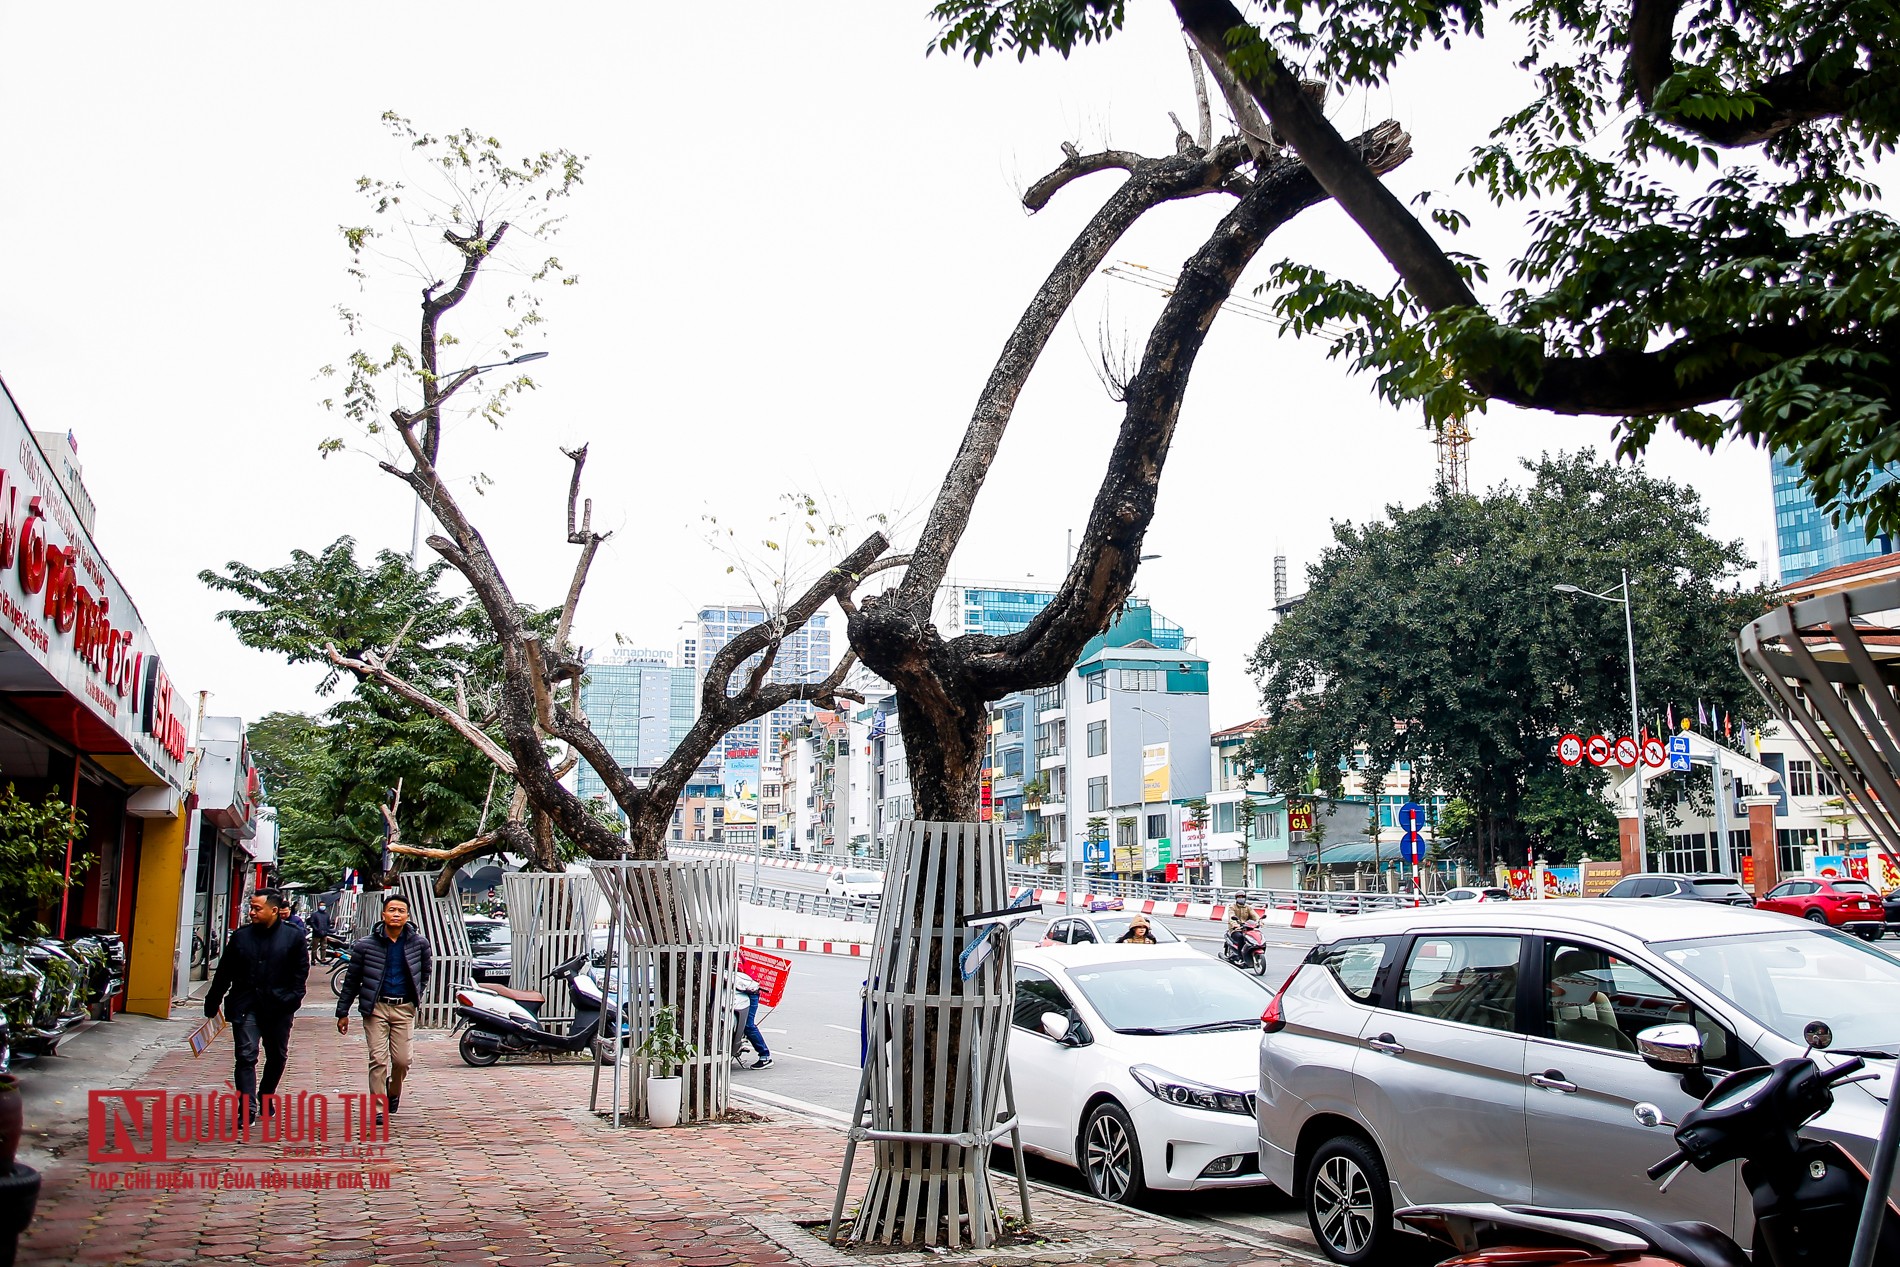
xmin=1506 ymin=1208 xmax=1749 ymax=1267
xmin=484 ymin=985 xmax=545 ymax=1004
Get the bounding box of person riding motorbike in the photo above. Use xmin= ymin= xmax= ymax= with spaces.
xmin=1226 ymin=894 xmax=1259 ymax=961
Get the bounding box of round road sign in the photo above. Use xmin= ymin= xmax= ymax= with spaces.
xmin=1614 ymin=736 xmax=1639 ymax=768
xmin=1585 ymin=734 xmax=1612 ymax=766
xmin=1558 ymin=734 xmax=1584 ymax=767
xmin=1642 ymin=737 xmax=1667 ymax=769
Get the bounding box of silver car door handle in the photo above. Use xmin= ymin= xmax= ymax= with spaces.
xmin=1530 ymin=1070 xmax=1579 ymax=1093
xmin=1366 ymin=1033 xmax=1406 ymax=1055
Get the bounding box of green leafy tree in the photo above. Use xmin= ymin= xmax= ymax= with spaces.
xmin=1250 ymin=453 xmax=1771 ymax=871
xmin=0 ymin=783 xmax=87 ymax=939
xmin=928 ymin=0 xmax=1900 ymax=539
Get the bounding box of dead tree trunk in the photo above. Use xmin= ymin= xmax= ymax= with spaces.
xmin=839 ymin=117 xmax=1412 ymax=1245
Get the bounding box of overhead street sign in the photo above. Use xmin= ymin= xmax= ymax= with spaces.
xmin=1642 ymin=737 xmax=1667 ymax=769
xmin=1614 ymin=736 xmax=1638 ymax=768
xmin=1558 ymin=734 xmax=1584 ymax=767
xmin=1585 ymin=734 xmax=1612 ymax=767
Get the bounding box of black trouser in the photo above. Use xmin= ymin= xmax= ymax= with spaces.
xmin=232 ymin=1008 xmax=295 ymax=1117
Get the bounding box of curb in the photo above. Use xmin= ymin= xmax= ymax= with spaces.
xmin=743 ymin=934 xmax=875 ymax=957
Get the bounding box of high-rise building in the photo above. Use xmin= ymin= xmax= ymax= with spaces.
xmin=1771 ymin=449 xmax=1896 ymax=583
xmin=575 ymin=648 xmax=696 ymax=802
xmin=683 ymin=605 xmax=832 ymax=768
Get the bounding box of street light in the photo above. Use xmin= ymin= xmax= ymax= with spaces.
xmin=410 ymin=352 xmax=554 ymax=563
xmin=1131 ymin=704 xmax=1182 ymax=889
xmin=1555 ymin=570 xmax=1647 ymax=871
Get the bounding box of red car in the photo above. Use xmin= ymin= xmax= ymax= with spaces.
xmin=1755 ymin=876 xmax=1887 ymax=939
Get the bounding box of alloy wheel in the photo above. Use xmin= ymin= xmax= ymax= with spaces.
xmin=1312 ymin=1153 xmax=1375 ymax=1257
xmin=1084 ymin=1111 xmax=1134 ymax=1201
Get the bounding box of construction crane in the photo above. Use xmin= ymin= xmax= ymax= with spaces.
xmin=1100 ymin=260 xmax=1472 ymax=494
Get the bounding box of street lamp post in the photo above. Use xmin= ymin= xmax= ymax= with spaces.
xmin=1555 ymin=569 xmax=1647 ymax=872
xmin=410 ymin=351 xmax=552 ymax=564
xmin=1132 ymin=704 xmax=1182 ymax=892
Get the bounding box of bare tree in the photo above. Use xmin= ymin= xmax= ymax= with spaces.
xmin=312 ymin=119 xmax=891 ymax=888
xmin=836 ymin=83 xmax=1410 ymax=1243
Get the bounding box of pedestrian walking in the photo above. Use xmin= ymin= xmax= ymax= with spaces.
xmin=335 ymin=894 xmax=432 ymax=1123
xmin=311 ymin=903 xmax=333 ymax=963
xmin=203 ymin=889 xmax=309 ymax=1124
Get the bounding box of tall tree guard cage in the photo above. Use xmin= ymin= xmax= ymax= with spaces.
xmin=587 ymin=858 xmax=739 ymax=1126
xmin=502 ymin=871 xmax=600 ymax=1030
xmin=831 ymin=820 xmax=1030 ymax=1249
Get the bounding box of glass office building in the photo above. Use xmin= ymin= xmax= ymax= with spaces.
xmin=575 ymin=650 xmax=696 ymax=802
xmin=1772 ymin=449 xmax=1896 ymax=582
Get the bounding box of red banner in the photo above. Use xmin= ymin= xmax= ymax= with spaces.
xmin=737 ymin=947 xmax=792 ymax=1007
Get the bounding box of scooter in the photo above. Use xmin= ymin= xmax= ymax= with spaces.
xmin=451 ymin=952 xmax=615 ymax=1067
xmin=1397 ymin=1021 xmax=1900 ymax=1267
xmin=1220 ymin=920 xmax=1268 ymax=975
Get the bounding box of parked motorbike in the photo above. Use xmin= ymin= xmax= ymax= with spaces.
xmin=451 ymin=953 xmax=614 ymax=1067
xmin=1220 ymin=919 xmax=1268 ymax=974
xmin=1397 ymin=1021 xmax=1900 ymax=1267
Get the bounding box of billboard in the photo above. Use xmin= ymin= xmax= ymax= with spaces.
xmin=1141 ymin=742 xmax=1170 ymax=804
xmin=723 ymin=741 xmax=761 ymax=825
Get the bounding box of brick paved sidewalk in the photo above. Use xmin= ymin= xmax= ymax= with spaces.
xmin=20 ymin=1013 xmax=1303 ymax=1267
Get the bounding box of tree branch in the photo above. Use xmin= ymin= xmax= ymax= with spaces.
xmin=553 ymin=444 xmax=608 ymax=655
xmin=419 ymin=220 xmax=510 ymax=463
xmin=1173 ymin=0 xmax=1476 ymax=313
xmin=324 ymin=642 xmax=517 ymax=774
xmin=896 ymin=136 xmax=1253 ymax=611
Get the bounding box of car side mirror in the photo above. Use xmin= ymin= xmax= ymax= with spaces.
xmin=1637 ymin=1023 xmax=1704 ymax=1073
xmin=1040 ymin=1011 xmax=1078 ymax=1044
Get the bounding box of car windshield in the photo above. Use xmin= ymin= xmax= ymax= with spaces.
xmin=1656 ymin=928 xmax=1900 ymax=1050
xmin=465 ymin=923 xmax=508 ymax=950
xmin=1064 ymin=959 xmax=1268 ymax=1033
xmin=1092 ymin=916 xmax=1181 ymax=943
xmin=1832 ymin=880 xmax=1880 ymax=896
xmin=842 ymin=870 xmax=879 ymax=884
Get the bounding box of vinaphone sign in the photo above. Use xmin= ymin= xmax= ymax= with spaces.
xmin=0 ymin=384 xmax=188 ymax=791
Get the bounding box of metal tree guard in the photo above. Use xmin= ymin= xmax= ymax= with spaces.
xmin=395 ymin=874 xmax=470 ymax=1029
xmin=587 ymin=858 xmax=739 ymax=1127
xmin=831 ymin=820 xmax=1031 ymax=1249
xmin=502 ymin=871 xmax=600 ymax=1029
xmin=1735 ymin=575 xmax=1900 ymax=1267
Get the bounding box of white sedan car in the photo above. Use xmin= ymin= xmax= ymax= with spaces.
xmin=1002 ymin=943 xmax=1271 ymax=1204
xmin=1441 ymin=886 xmax=1514 ymax=903
xmin=825 ymin=868 xmax=883 ymax=905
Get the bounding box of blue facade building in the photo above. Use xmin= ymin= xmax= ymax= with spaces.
xmin=576 ymin=650 xmax=696 ymax=802
xmin=1772 ymin=449 xmax=1895 ymax=582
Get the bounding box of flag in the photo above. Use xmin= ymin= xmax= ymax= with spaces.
xmin=1668 ymin=704 xmax=1676 ymax=729
xmin=1723 ymin=711 xmax=1732 ymax=738
xmin=1698 ymin=700 xmax=1709 ymax=727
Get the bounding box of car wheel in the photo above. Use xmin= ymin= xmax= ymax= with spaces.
xmin=1857 ymin=926 xmax=1882 ymax=941
xmin=1306 ymin=1134 xmax=1392 ymax=1266
xmin=1080 ymin=1101 xmax=1147 ymax=1205
xmin=458 ymin=1031 xmax=501 ymax=1067
xmin=1804 ymin=909 xmax=1828 ymax=924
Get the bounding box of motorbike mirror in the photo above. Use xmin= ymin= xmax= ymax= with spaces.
xmin=1039 ymin=1012 xmax=1073 ymax=1043
xmin=1632 ymin=1102 xmax=1673 ymax=1129
xmin=1636 ymin=1023 xmax=1705 ymax=1074
xmin=1803 ymin=1020 xmax=1834 ymax=1051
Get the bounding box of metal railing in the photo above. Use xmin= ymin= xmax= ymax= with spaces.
xmin=677 ymin=841 xmax=1435 ymax=914
xmin=737 ymin=882 xmax=879 ymax=925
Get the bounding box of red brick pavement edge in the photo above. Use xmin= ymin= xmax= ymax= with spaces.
xmin=19 ymin=1009 xmax=1304 ymax=1267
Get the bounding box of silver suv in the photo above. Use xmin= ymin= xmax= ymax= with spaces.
xmin=1257 ymin=900 xmax=1900 ymax=1264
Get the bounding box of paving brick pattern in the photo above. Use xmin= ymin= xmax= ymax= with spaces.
xmin=21 ymin=1012 xmax=1301 ymax=1267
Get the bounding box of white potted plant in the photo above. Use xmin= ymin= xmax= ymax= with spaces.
xmin=634 ymin=1004 xmax=695 ymax=1128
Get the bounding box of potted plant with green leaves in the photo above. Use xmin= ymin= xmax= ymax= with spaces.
xmin=634 ymin=1005 xmax=696 ymax=1128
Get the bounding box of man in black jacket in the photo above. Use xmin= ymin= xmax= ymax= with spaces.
xmin=335 ymin=894 xmax=432 ymax=1120
xmin=204 ymin=889 xmax=309 ymax=1123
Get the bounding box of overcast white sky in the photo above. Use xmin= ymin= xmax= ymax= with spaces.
xmin=0 ymin=3 xmax=1780 ymax=733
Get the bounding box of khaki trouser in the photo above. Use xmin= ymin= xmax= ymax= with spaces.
xmin=364 ymin=1000 xmax=416 ymax=1100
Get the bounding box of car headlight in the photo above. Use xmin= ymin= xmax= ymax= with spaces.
xmin=1129 ymin=1064 xmax=1254 ymax=1116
